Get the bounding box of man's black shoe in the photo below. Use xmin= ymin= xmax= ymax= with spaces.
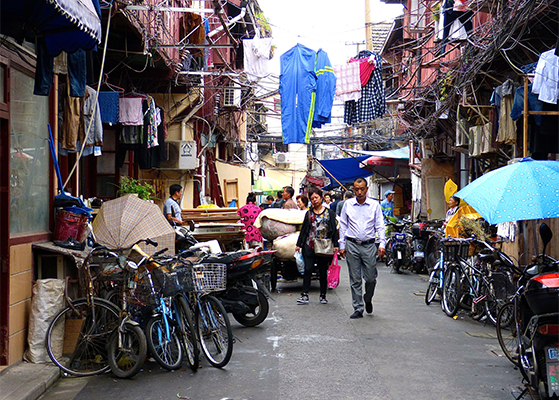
xmin=350 ymin=310 xmax=363 ymax=319
xmin=365 ymin=301 xmax=373 ymax=314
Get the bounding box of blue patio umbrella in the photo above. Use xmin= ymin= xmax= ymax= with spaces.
xmin=454 ymin=157 xmax=559 ymax=224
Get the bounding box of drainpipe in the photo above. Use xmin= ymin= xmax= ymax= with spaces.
xmin=207 ymin=7 xmax=246 ymax=38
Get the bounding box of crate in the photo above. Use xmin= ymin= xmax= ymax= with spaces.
xmin=442 ymin=241 xmax=470 ymax=261
xmin=177 ymin=263 xmax=226 ymax=293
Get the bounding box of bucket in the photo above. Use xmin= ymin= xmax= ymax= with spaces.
xmin=54 ymin=210 xmax=88 ymax=242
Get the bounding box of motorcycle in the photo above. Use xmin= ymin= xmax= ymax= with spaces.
xmin=386 ymin=220 xmax=411 ymax=274
xmin=517 ymin=223 xmax=559 ymax=399
xmin=410 ymin=222 xmax=430 ymax=274
xmin=201 ymin=248 xmax=276 ymax=327
xmin=178 ymin=227 xmax=276 ymax=327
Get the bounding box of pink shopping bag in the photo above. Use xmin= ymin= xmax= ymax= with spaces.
xmin=327 ymin=252 xmax=341 ymax=289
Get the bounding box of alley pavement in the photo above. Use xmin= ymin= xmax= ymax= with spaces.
xmin=1 ymin=259 xmax=527 ymax=400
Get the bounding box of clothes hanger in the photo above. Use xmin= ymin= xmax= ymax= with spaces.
xmin=98 ymin=74 xmax=125 ymax=93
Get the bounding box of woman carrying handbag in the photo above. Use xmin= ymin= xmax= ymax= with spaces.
xmin=295 ymin=186 xmax=339 ymax=305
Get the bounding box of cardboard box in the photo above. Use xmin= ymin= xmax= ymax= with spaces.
xmin=393 ymin=207 xmax=409 ymax=216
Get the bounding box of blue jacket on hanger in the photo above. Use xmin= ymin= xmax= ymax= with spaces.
xmin=312 ymin=48 xmax=336 ymax=129
xmin=280 ymin=44 xmax=317 ymax=144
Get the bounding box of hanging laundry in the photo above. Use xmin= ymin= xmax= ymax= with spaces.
xmin=119 ymin=97 xmax=144 ymax=125
xmin=439 ymin=0 xmax=474 ymax=54
xmin=349 ymin=55 xmax=376 ymax=86
xmin=312 ymin=48 xmax=336 ymax=129
xmin=83 ymin=86 xmax=103 ymax=149
xmin=510 ymin=83 xmax=543 ymax=125
xmin=497 ymin=221 xmax=517 ymax=242
xmin=344 ymin=51 xmax=386 ymax=125
xmin=334 ymin=62 xmax=361 ymax=102
xmin=34 ymin=41 xmax=87 ymax=97
xmin=242 ymin=37 xmax=272 ymax=81
xmin=279 ymin=44 xmax=317 ymax=144
xmin=60 ymin=76 xmax=85 ymax=151
xmin=532 ymin=49 xmax=559 ymax=104
xmin=98 ymin=91 xmax=120 ymax=124
xmin=146 ymin=96 xmax=159 ymax=148
xmin=494 ymin=79 xmax=518 ymax=144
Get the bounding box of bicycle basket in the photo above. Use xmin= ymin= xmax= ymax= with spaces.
xmin=150 ymin=266 xmax=183 ymax=298
xmin=490 ymin=271 xmax=515 ymax=300
xmin=177 ymin=263 xmax=226 ymax=293
xmin=442 ymin=241 xmax=470 ymax=261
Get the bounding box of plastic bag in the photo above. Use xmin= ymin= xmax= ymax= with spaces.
xmin=295 ymin=250 xmax=305 ymax=274
xmin=327 ymin=252 xmax=341 ymax=289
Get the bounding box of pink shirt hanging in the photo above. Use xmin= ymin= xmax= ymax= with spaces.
xmin=349 ymin=56 xmax=376 ymax=87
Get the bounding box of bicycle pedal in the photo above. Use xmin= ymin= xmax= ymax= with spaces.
xmin=472 ymin=294 xmax=488 ymax=304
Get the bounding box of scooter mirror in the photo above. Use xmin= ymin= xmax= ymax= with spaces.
xmin=540 ymin=223 xmax=553 ymax=255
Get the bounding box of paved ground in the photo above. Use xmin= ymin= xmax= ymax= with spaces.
xmin=3 ymin=259 xmax=529 ymax=400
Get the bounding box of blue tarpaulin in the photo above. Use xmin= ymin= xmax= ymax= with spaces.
xmin=319 ymin=156 xmax=373 ymax=190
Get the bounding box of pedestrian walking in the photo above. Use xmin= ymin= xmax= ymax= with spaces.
xmin=271 ymin=190 xmax=285 ymax=208
xmin=339 ymin=178 xmax=386 ymax=319
xmin=380 ymin=190 xmax=395 ymax=219
xmin=296 ymin=194 xmax=309 ymax=211
xmin=295 ymin=186 xmax=339 ymax=305
xmin=282 ymin=186 xmax=298 ymax=209
xmin=237 ymin=192 xmax=263 ymax=248
xmin=336 ymin=190 xmax=354 ymax=216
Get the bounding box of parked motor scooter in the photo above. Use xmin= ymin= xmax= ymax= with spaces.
xmin=517 ymin=223 xmax=559 ymax=399
xmin=386 ymin=220 xmax=411 ymax=274
xmin=179 ymin=228 xmax=276 ymax=327
xmin=410 ymin=222 xmax=430 ymax=274
xmin=201 ymin=248 xmax=276 ymax=327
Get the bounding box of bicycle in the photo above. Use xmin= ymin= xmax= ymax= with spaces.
xmin=135 ymin=250 xmax=184 ymax=371
xmin=442 ymin=237 xmax=516 ymax=325
xmin=176 ymin=262 xmax=233 ymax=368
xmin=45 ymin=240 xmax=154 ymax=377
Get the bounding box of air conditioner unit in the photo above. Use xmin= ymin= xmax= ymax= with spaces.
xmin=160 ymin=141 xmax=199 ymax=170
xmin=274 ymin=152 xmax=292 ymax=164
xmin=223 ymin=83 xmax=241 ymax=108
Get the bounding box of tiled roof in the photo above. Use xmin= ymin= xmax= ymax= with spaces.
xmin=369 ymin=22 xmax=393 ymax=53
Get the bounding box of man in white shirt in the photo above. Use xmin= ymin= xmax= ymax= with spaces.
xmin=339 ymin=178 xmax=386 ymax=319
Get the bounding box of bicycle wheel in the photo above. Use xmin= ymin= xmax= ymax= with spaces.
xmin=481 ymin=282 xmax=500 ymax=326
xmin=442 ymin=266 xmax=461 ymax=317
xmin=146 ymin=315 xmax=183 ymax=370
xmin=496 ymin=302 xmax=520 ymax=364
xmin=197 ymin=295 xmax=233 ymax=368
xmin=46 ymin=298 xmax=120 ymax=377
xmin=425 ymin=269 xmax=439 ymax=305
xmin=233 ymin=290 xmax=269 ymax=327
xmin=107 ymin=323 xmax=147 ymax=378
xmin=175 ymin=295 xmax=199 ymax=371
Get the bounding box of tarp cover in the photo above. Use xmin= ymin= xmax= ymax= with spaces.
xmin=0 ymin=0 xmax=102 ymax=56
xmin=320 ymin=156 xmax=372 ymax=190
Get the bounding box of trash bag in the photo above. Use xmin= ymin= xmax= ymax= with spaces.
xmin=295 ymin=250 xmax=305 ymax=275
xmin=272 ymin=232 xmax=299 ymax=260
xmin=24 ymin=279 xmax=65 ymax=363
xmin=259 ymin=217 xmax=296 ymax=241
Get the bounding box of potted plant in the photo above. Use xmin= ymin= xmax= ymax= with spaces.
xmin=116 ymin=177 xmax=155 ymax=200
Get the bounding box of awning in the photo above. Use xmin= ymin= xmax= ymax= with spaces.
xmin=0 ymin=0 xmax=102 ymax=56
xmin=342 ymin=146 xmax=410 ymax=159
xmin=302 ymin=176 xmax=325 ymax=186
xmin=318 ymin=147 xmax=410 ymax=190
xmin=318 ymin=156 xmax=373 ymax=190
